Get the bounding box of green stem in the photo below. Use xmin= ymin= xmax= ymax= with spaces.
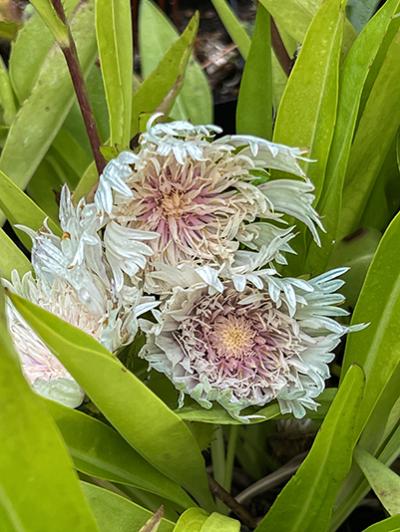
xmin=223 ymin=425 xmax=239 ymax=492
xmin=211 ymin=425 xmax=227 ymax=513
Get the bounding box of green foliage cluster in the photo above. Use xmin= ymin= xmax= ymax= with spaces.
xmin=1 ymin=0 xmax=400 ymax=530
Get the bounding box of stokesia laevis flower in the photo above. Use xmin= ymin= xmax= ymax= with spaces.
xmin=140 ymin=266 xmax=364 ymax=420
xmin=94 ymin=115 xmax=323 ymax=290
xmin=4 ymin=187 xmax=156 ymax=408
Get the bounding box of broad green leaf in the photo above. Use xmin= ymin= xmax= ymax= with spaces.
xmin=75 ymin=13 xmax=199 ymax=201
xmin=95 ymin=0 xmax=132 ymax=148
xmin=139 ymin=0 xmax=212 ymax=124
xmin=347 ymin=0 xmax=382 ymax=31
xmin=0 ymin=57 xmax=16 ymax=125
xmin=81 ymin=482 xmax=174 ymax=532
xmin=0 ymin=168 xmax=60 ymax=247
xmin=210 ymin=0 xmax=250 ymax=58
xmin=0 ymin=288 xmax=98 ymax=532
xmin=305 ymin=0 xmax=400 ymax=273
xmin=44 ymin=399 xmax=194 ymax=509
xmin=273 ymin=0 xmax=344 ymax=203
xmin=355 ymin=448 xmax=400 ymax=515
xmin=363 ymin=515 xmax=400 ymax=532
xmin=9 ymin=292 xmax=214 ymax=510
xmin=255 ymin=365 xmax=364 ymax=532
xmin=339 ymin=26 xmax=400 ymax=237
xmin=173 ymin=508 xmax=208 ymax=531
xmin=236 ymin=3 xmax=272 ymax=139
xmin=199 ymin=513 xmax=240 ymax=532
xmin=0 ymin=228 xmax=31 ymax=280
xmin=9 ymin=0 xmax=79 ymax=103
xmin=0 ymin=0 xmax=97 ymax=202
xmin=259 ymin=0 xmax=355 ymax=52
xmin=342 ymin=212 xmax=400 ymax=434
xmin=29 ymin=0 xmax=69 ymax=46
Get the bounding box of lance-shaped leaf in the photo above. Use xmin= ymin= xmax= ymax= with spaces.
xmin=0 ymin=57 xmax=16 ymax=125
xmin=0 ymin=168 xmax=60 ymax=249
xmin=0 ymin=287 xmax=98 ymax=531
xmin=0 ymin=0 xmax=97 ymax=203
xmin=29 ymin=0 xmax=69 ymax=46
xmin=255 ymin=365 xmax=365 ymax=532
xmin=236 ymin=2 xmax=272 ymax=140
xmin=363 ymin=515 xmax=400 ymax=532
xmin=0 ymin=228 xmax=31 ymax=280
xmin=273 ymin=0 xmax=344 ymax=203
xmin=44 ymin=399 xmax=195 ymax=509
xmin=339 ymin=26 xmax=400 ymax=238
xmin=8 ymin=292 xmax=214 ymax=510
xmin=355 ymin=448 xmax=400 ymax=516
xmin=210 ymin=0 xmax=250 ymax=58
xmin=81 ymin=482 xmax=174 ymax=532
xmin=9 ymin=0 xmax=79 ymax=103
xmin=74 ymin=12 xmax=199 ymax=200
xmin=305 ymin=0 xmax=400 ymax=273
xmin=96 ymin=0 xmax=133 ymax=149
xmin=139 ymin=0 xmax=212 ymax=124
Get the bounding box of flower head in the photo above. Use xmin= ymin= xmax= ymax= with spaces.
xmin=95 ymin=116 xmax=323 ymax=289
xmin=140 ymin=267 xmax=362 ymax=420
xmin=5 ymin=187 xmax=156 ymax=407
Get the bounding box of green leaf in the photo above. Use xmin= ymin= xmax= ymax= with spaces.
xmin=0 ymin=20 xmax=21 ymax=40
xmin=327 ymin=228 xmax=381 ymax=308
xmin=273 ymin=0 xmax=344 ymax=203
xmin=139 ymin=0 xmax=212 ymax=124
xmin=0 ymin=0 xmax=97 ymax=205
xmin=209 ymin=0 xmax=250 ymax=58
xmin=363 ymin=515 xmax=400 ymax=532
xmin=355 ymin=448 xmax=400 ymax=516
xmin=132 ymin=13 xmax=199 ymax=136
xmin=29 ymin=0 xmax=69 ymax=46
xmin=95 ymin=0 xmax=133 ymax=149
xmin=259 ymin=0 xmax=355 ymax=52
xmin=173 ymin=508 xmax=208 ymax=531
xmin=339 ymin=26 xmax=400 ymax=238
xmin=9 ymin=0 xmax=79 ymax=103
xmin=255 ymin=365 xmax=365 ymax=532
xmin=0 ymin=57 xmax=16 ymax=126
xmin=236 ymin=3 xmax=272 ymax=139
xmin=347 ymin=0 xmax=382 ymax=31
xmin=75 ymin=12 xmax=200 ymax=201
xmin=342 ymin=212 xmax=400 ymax=436
xmin=0 ymin=228 xmax=31 ymax=280
xmin=27 ymin=156 xmax=65 ymax=221
xmin=0 ymin=287 xmax=98 ymax=532
xmin=0 ymin=168 xmax=60 ymax=248
xmin=199 ymin=513 xmax=241 ymax=532
xmin=177 ymin=388 xmax=335 ymax=424
xmin=44 ymin=399 xmax=195 ymax=509
xmin=305 ymin=0 xmax=400 ymax=273
xmin=8 ymin=292 xmax=214 ymax=510
xmin=81 ymin=482 xmax=174 ymax=532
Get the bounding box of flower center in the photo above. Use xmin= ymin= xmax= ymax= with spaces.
xmin=160 ymin=191 xmax=187 ymax=218
xmin=212 ymin=315 xmax=255 ymax=359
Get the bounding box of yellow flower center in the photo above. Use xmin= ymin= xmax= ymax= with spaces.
xmin=214 ymin=316 xmax=255 ymax=358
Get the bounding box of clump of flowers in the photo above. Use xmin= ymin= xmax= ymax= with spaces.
xmin=140 ymin=265 xmax=363 ymax=420
xmin=4 ymin=187 xmax=155 ymax=407
xmin=94 ymin=115 xmax=323 ymax=291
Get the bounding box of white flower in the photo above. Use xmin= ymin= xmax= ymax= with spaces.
xmin=5 ymin=187 xmax=156 ymax=408
xmin=94 ymin=116 xmax=322 ymax=288
xmin=139 ymin=267 xmax=364 ymax=420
